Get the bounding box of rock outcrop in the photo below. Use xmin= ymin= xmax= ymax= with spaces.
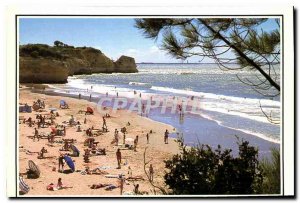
xmin=19 ymin=44 xmax=138 ymax=83
xmin=20 ymin=57 xmax=69 ymax=83
xmin=115 ymin=55 xmax=137 ymax=73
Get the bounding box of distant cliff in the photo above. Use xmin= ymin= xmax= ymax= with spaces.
xmin=19 ymin=43 xmax=138 ymax=83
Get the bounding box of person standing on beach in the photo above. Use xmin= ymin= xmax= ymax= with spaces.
xmin=102 ymin=116 xmax=107 ymax=131
xmin=89 ymin=94 xmax=92 ymax=102
xmin=116 ymin=149 xmax=122 ymax=169
xmin=79 ymin=93 xmax=81 ymax=100
xmin=164 ymin=129 xmax=169 ymax=144
xmin=58 ymin=154 xmax=64 ymax=172
xmin=134 ymin=136 xmax=139 ymax=152
xmin=123 ymin=132 xmax=126 ymax=145
xmin=118 ymin=175 xmax=125 ymax=195
xmin=34 ymin=128 xmax=39 ymax=141
xmin=146 ymin=133 xmax=149 ymax=144
xmin=149 ymin=164 xmax=154 ymax=182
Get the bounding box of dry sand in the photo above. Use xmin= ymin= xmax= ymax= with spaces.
xmin=18 ymin=88 xmax=180 ymax=196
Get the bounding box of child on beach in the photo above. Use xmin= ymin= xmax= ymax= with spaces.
xmin=57 ymin=178 xmax=63 ymax=189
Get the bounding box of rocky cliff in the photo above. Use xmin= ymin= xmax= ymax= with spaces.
xmin=19 ymin=44 xmax=138 ymax=83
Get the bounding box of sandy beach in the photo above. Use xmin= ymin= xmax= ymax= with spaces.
xmin=18 ymin=87 xmax=179 ymax=196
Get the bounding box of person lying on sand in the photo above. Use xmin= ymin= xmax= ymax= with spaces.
xmin=126 ymin=176 xmax=145 ymax=181
xmin=90 ymin=183 xmax=110 ymax=189
xmin=83 ymin=166 xmax=109 ymax=175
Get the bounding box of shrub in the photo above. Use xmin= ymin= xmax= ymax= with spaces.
xmin=164 ymin=138 xmax=263 ymax=194
xmin=260 ymin=148 xmax=281 ymax=194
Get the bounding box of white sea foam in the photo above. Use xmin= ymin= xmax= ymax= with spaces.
xmin=150 ymin=86 xmax=280 ymax=124
xmin=50 ymin=77 xmax=280 ymax=143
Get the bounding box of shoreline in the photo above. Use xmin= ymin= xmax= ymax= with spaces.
xmin=36 ymin=86 xmax=280 ymax=157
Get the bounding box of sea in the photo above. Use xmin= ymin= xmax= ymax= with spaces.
xmin=49 ymin=63 xmax=281 ymax=158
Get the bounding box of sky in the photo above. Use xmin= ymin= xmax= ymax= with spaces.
xmin=19 ymin=17 xmax=278 ymax=63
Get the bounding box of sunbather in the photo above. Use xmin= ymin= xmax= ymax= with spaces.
xmin=126 ymin=176 xmax=145 ymax=181
xmin=90 ymin=183 xmax=110 ymax=189
xmin=84 ymin=166 xmax=108 ymax=175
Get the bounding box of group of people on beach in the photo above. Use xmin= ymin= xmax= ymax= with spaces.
xmin=20 ymin=90 xmax=174 ymax=196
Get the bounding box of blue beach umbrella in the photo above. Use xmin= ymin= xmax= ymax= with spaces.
xmin=64 ymin=155 xmax=75 ymax=172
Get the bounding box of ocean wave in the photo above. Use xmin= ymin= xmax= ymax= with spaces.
xmin=151 ymin=86 xmax=280 ymax=125
xmin=150 ymin=86 xmax=280 ymax=106
xmin=129 ymin=82 xmax=152 ymax=87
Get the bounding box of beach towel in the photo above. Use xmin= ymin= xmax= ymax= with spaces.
xmin=19 ymin=177 xmax=30 ymax=194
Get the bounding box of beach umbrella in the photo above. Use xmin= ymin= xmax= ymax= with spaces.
xmin=70 ymin=144 xmax=80 ymax=156
xmin=64 ymin=155 xmax=75 ymax=172
xmin=19 ymin=176 xmax=30 ymax=194
xmin=28 ymin=160 xmax=40 ymax=178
